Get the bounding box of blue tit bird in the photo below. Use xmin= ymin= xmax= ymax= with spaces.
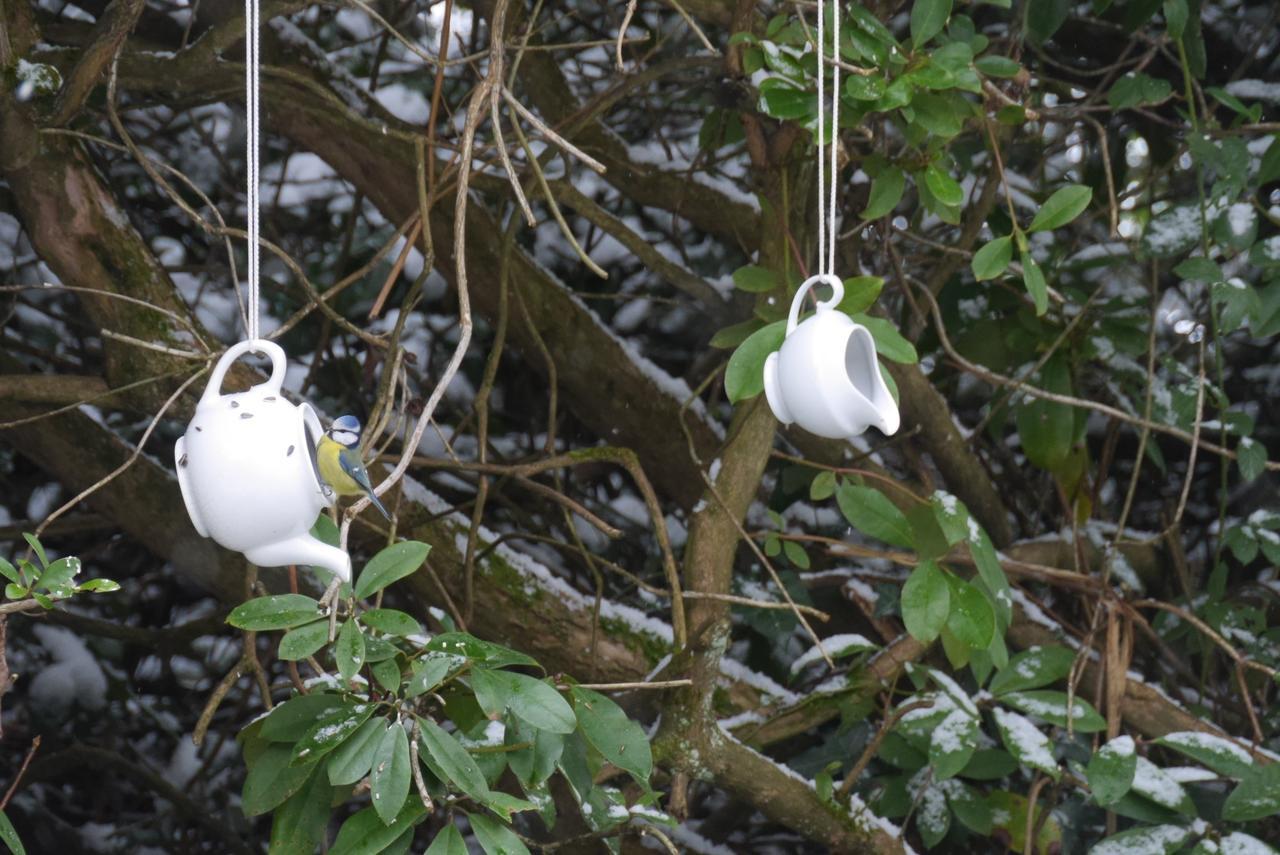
xmin=317 ymin=414 xmax=391 ymax=520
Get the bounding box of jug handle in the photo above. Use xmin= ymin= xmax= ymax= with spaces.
xmin=786 ymin=274 xmax=844 ymax=336
xmin=200 ymin=339 xmax=287 ymax=406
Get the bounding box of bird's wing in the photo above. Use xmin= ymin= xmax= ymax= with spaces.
xmin=338 ymin=448 xmax=376 ymax=493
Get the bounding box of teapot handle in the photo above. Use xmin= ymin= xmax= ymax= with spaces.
xmin=199 ymin=339 xmax=287 ymax=406
xmin=786 ymin=274 xmax=844 ymax=336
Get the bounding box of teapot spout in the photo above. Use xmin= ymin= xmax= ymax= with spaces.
xmin=245 ymin=536 xmax=352 ymax=584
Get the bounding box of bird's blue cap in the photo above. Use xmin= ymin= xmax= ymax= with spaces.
xmin=331 ymin=414 xmax=362 ymax=433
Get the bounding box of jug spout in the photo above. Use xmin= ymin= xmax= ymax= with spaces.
xmin=844 ymin=326 xmax=901 ymax=437
xmin=245 ymin=536 xmax=352 ymax=584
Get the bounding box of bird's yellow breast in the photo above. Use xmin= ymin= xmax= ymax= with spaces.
xmin=317 ymin=437 xmax=361 ymax=495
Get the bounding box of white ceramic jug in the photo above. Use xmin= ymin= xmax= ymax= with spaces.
xmin=175 ymin=340 xmax=352 ymax=582
xmin=762 ymin=274 xmax=901 ymax=440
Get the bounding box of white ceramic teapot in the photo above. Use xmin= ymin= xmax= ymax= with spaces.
xmin=175 ymin=340 xmax=352 ymax=582
xmin=763 ymin=274 xmax=901 ymax=440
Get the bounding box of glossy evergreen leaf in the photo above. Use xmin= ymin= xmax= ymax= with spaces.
xmin=971 ymin=236 xmax=1013 ymax=281
xmin=335 ymin=619 xmax=366 ymax=683
xmin=570 ymin=686 xmax=653 ymax=785
xmin=725 ymin=320 xmax=786 ymax=403
xmin=328 ymin=717 xmax=389 ymax=786
xmin=469 ymin=813 xmax=532 ymax=855
xmin=910 ymin=0 xmax=952 ymax=48
xmin=836 ymin=483 xmax=914 ymax=547
xmin=269 ymin=765 xmax=331 ymax=855
xmin=1087 ymin=736 xmax=1137 ymax=807
xmin=355 ymin=541 xmax=430 ymax=600
xmin=418 ymin=718 xmax=491 ymax=801
xmin=227 ymin=594 xmax=321 ymax=631
xmin=278 ymin=621 xmax=330 ymax=661
xmin=1028 ymin=185 xmax=1092 ymax=232
xmin=371 ymin=722 xmax=411 ymax=825
xmin=990 ymin=646 xmax=1075 ymax=695
xmin=901 ymin=561 xmax=950 ymax=643
xmin=862 ymin=167 xmax=905 ymax=220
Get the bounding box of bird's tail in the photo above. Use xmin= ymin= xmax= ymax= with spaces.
xmin=368 ymin=490 xmax=392 ymax=521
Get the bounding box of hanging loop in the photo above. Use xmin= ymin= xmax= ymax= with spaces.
xmin=786 ymin=274 xmax=845 ymax=336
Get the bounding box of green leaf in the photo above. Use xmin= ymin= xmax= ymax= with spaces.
xmin=37 ymin=556 xmax=80 ymax=598
xmin=1132 ymin=757 xmax=1195 ymax=814
xmin=355 ymin=541 xmax=430 ymax=600
xmin=1021 ymin=252 xmax=1048 ymax=316
xmin=371 ymin=722 xmax=412 ymax=825
xmin=990 ymin=646 xmax=1075 ymax=695
xmin=1173 ymin=256 xmax=1223 ymax=282
xmin=0 ymin=558 xmax=19 ymax=587
xmin=1163 ymin=0 xmax=1188 ymax=38
xmin=1026 ymin=0 xmax=1070 ymax=45
xmin=469 ymin=813 xmax=532 ymax=855
xmin=1089 ymin=825 xmax=1189 ymax=854
xmin=1028 ymin=185 xmax=1092 ymax=232
xmin=361 ymin=608 xmax=420 ymax=637
xmin=971 ymin=236 xmax=1013 ymax=281
xmin=975 ymin=55 xmax=1021 ymax=78
xmin=1259 ymin=136 xmax=1280 ymax=185
xmin=291 ymin=702 xmax=377 ymax=766
xmin=508 ymin=720 xmax=565 ymax=788
xmin=923 ymin=164 xmax=964 ymax=206
xmin=732 ymin=265 xmax=778 ymax=293
xmin=418 ymin=717 xmax=491 ymax=801
xmin=862 ymin=167 xmax=905 ymax=220
xmin=227 ymin=594 xmax=321 ymax=631
xmin=328 ymin=718 xmax=389 ymax=785
xmin=570 ymin=686 xmax=653 ymax=785
xmin=1224 ymin=765 xmax=1280 ymax=820
xmin=777 ymin=539 xmax=804 ymax=569
xmin=0 ymin=810 xmax=25 ymax=855
xmin=725 ymin=320 xmax=786 ymax=403
xmin=910 ymin=0 xmax=953 ymax=48
xmin=269 ymin=765 xmax=332 ymax=855
xmin=1000 ymin=691 xmax=1105 ymax=732
xmin=336 ymin=620 xmax=366 ymax=683
xmin=1016 ymin=354 xmax=1075 ymax=472
xmin=836 ymin=276 xmax=885 ymax=316
xmin=945 ymin=576 xmax=996 ymax=649
xmin=260 ymin=693 xmax=347 ymax=741
xmin=968 ymin=525 xmax=1012 ymax=628
xmin=929 ymin=708 xmax=979 ymax=779
xmin=371 ymin=659 xmax=402 ymax=694
xmin=405 ymin=656 xmax=460 ymax=698
xmin=901 ymin=561 xmax=950 ymax=643
xmin=912 ymin=95 xmax=965 ymax=139
xmin=474 ymin=669 xmax=576 ymax=734
xmin=845 ymin=74 xmax=887 ymax=101
xmin=330 ymin=802 xmax=426 ymax=855
xmin=75 ymin=578 xmax=120 ymax=594
xmin=1087 ymin=736 xmax=1137 ymax=806
xmin=1238 ymin=437 xmax=1267 ymax=483
xmin=851 ymin=314 xmax=918 ymax=364
xmin=242 ymin=743 xmax=319 ymax=816
xmin=1156 ymin=732 xmax=1253 ymax=779
xmin=992 ymin=708 xmax=1059 ymax=779
xmin=425 ymin=633 xmax=539 ymax=669
xmin=425 ymin=825 xmax=468 ymax=855
xmin=1107 ymin=73 xmax=1173 ymax=109
xmin=710 ymin=318 xmax=765 ymax=350
xmin=278 ymin=621 xmax=331 ymax=661
xmin=836 ymin=483 xmax=914 ymax=547
xmin=23 ymin=533 xmax=47 ymax=569
xmin=810 ymin=471 xmax=837 ymax=501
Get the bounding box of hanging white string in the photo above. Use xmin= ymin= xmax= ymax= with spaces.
xmin=244 ymin=0 xmax=261 ymax=342
xmin=815 ymin=0 xmax=841 ymax=278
